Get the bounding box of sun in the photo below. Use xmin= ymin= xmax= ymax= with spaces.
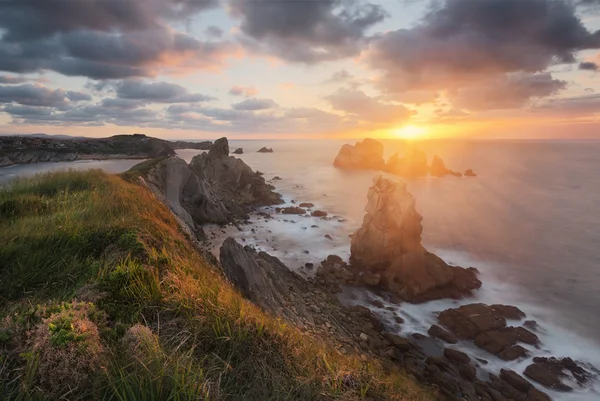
xmin=392 ymin=125 xmax=427 ymax=140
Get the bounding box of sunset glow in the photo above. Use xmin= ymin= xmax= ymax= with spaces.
xmin=392 ymin=125 xmax=427 ymax=140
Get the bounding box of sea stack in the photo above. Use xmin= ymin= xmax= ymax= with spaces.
xmin=350 ymin=176 xmax=481 ymax=302
xmin=333 ymin=138 xmax=384 ymax=170
xmin=383 ymin=148 xmax=428 ymax=178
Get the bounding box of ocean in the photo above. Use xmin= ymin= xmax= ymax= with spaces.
xmin=3 ymin=139 xmax=600 ymax=400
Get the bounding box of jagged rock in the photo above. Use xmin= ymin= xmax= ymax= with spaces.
xmin=499 ymin=369 xmax=532 ymax=393
xmin=233 ymin=147 xmax=244 ymax=154
xmin=491 ymin=304 xmax=526 ymax=320
xmin=281 ymin=206 xmax=306 ymax=214
xmin=524 ymin=357 xmax=595 ymax=391
xmin=350 ymin=176 xmax=481 ymax=302
xmin=429 ymin=325 xmax=458 ymax=344
xmin=430 ymin=155 xmax=450 ymax=177
xmin=189 ymin=138 xmax=283 ymax=208
xmin=311 ymin=210 xmax=327 ymax=217
xmin=444 ymin=348 xmax=470 ymax=364
xmin=465 ymin=169 xmax=477 ymax=177
xmin=384 ymin=148 xmax=428 ymax=178
xmin=438 ymin=304 xmax=506 ymax=339
xmin=258 ymin=147 xmax=273 ymax=153
xmin=144 ymin=138 xmax=283 ymax=231
xmin=333 ymin=138 xmax=384 ymax=170
xmin=474 ymin=327 xmax=538 ymax=359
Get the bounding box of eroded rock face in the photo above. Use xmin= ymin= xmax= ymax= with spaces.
xmin=350 ymin=176 xmax=481 ymax=302
xmin=384 ymin=148 xmax=428 ymax=178
xmin=143 ymin=138 xmax=282 ymax=231
xmin=190 ymin=137 xmax=283 ymax=207
xmin=333 ymin=138 xmax=384 ymax=170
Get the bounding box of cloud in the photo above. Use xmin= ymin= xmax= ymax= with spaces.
xmin=533 ymin=94 xmax=600 ymax=117
xmin=232 ymin=98 xmax=278 ymax=110
xmin=0 ymin=75 xmax=28 ymax=84
xmin=0 ymin=84 xmax=90 ymax=107
xmin=450 ymin=72 xmax=567 ymax=111
xmin=365 ymin=0 xmax=600 ymax=102
xmin=229 ymin=0 xmax=387 ymax=63
xmin=580 ymin=61 xmax=599 ymax=70
xmin=0 ymin=0 xmax=234 ymax=79
xmin=205 ymin=25 xmax=225 ymax=38
xmin=114 ymin=80 xmax=215 ymax=103
xmin=325 ymin=88 xmax=414 ymax=124
xmin=229 ymin=85 xmax=258 ymax=97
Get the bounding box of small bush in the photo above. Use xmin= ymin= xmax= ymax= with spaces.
xmin=30 ymin=303 xmax=105 ymax=398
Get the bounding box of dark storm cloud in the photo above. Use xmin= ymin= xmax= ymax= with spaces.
xmin=0 ymin=84 xmax=90 ymax=107
xmin=232 ymin=98 xmax=277 ymax=110
xmin=0 ymin=0 xmax=232 ymax=79
xmin=450 ymin=73 xmax=566 ymax=111
xmin=533 ymin=94 xmax=600 ymax=116
xmin=366 ymin=0 xmax=600 ymax=103
xmin=229 ymin=0 xmax=388 ymax=63
xmin=115 ymin=80 xmax=216 ymax=103
xmin=579 ymin=61 xmax=599 ymax=70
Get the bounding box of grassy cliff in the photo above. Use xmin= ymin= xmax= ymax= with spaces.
xmin=0 ymin=170 xmax=432 ymax=400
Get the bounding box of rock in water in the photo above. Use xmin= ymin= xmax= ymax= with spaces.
xmin=384 ymin=148 xmax=428 ymax=178
xmin=257 ymin=147 xmax=273 ymax=153
xmin=430 ymin=155 xmax=450 ymax=177
xmin=350 ymin=176 xmax=481 ymax=302
xmin=233 ymin=148 xmax=244 ymax=154
xmin=333 ymin=138 xmax=384 ymax=170
xmin=465 ymin=169 xmax=477 ymax=177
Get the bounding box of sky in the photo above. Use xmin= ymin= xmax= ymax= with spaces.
xmin=1 ymin=0 xmax=600 ymax=140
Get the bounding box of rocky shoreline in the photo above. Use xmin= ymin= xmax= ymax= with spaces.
xmin=0 ymin=134 xmax=213 ymax=167
xmin=130 ymin=137 xmax=597 ymax=401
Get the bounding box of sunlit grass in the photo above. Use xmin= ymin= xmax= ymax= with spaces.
xmin=0 ymin=169 xmax=433 ymax=400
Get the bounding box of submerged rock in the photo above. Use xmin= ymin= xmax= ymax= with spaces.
xmin=333 ymin=138 xmax=384 ymax=170
xmin=384 ymin=148 xmax=428 ymax=178
xmin=350 ymin=176 xmax=481 ymax=302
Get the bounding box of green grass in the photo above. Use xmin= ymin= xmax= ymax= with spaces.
xmin=0 ymin=170 xmax=433 ymax=400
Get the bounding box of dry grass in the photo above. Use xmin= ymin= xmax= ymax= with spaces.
xmin=0 ymin=169 xmax=433 ymax=400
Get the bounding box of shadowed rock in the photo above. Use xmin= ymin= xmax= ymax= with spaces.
xmin=384 ymin=148 xmax=428 ymax=178
xmin=258 ymin=147 xmax=273 ymax=153
xmin=233 ymin=147 xmax=244 ymax=154
xmin=350 ymin=176 xmax=481 ymax=302
xmin=333 ymin=138 xmax=384 ymax=170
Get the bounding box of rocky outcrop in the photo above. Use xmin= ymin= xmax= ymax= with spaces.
xmin=465 ymin=169 xmax=477 ymax=177
xmin=429 ymin=155 xmax=450 ymax=177
xmin=170 ymin=140 xmax=212 ymax=150
xmin=190 ymin=138 xmax=283 ymax=208
xmin=384 ymin=148 xmax=428 ymax=178
xmin=437 ymin=303 xmax=539 ymax=361
xmin=142 ymin=137 xmax=282 ymax=232
xmin=524 ymin=357 xmax=595 ymax=392
xmin=0 ymin=134 xmax=175 ymax=167
xmin=333 ymin=138 xmax=384 ymax=170
xmin=233 ymin=148 xmax=243 ymax=154
xmin=350 ymin=176 xmax=481 ymax=302
xmin=257 ymin=147 xmax=273 ymax=153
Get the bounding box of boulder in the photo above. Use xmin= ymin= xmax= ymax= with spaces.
xmin=438 ymin=304 xmax=506 ymax=339
xmin=333 ymin=138 xmax=384 ymax=170
xmin=311 ymin=210 xmax=327 ymax=217
xmin=499 ymin=369 xmax=532 ymax=393
xmin=491 ymin=304 xmax=526 ymax=320
xmin=350 ymin=176 xmax=481 ymax=302
xmin=428 ymin=325 xmax=458 ymax=344
xmin=524 ymin=357 xmax=594 ymax=391
xmin=444 ymin=348 xmax=470 ymax=364
xmin=281 ymin=206 xmax=306 ymax=215
xmin=299 ymin=202 xmax=314 ymax=208
xmin=233 ymin=147 xmax=243 ymax=154
xmin=430 ymin=155 xmax=450 ymax=177
xmin=384 ymin=148 xmax=428 ymax=178
xmin=258 ymin=147 xmax=273 ymax=153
